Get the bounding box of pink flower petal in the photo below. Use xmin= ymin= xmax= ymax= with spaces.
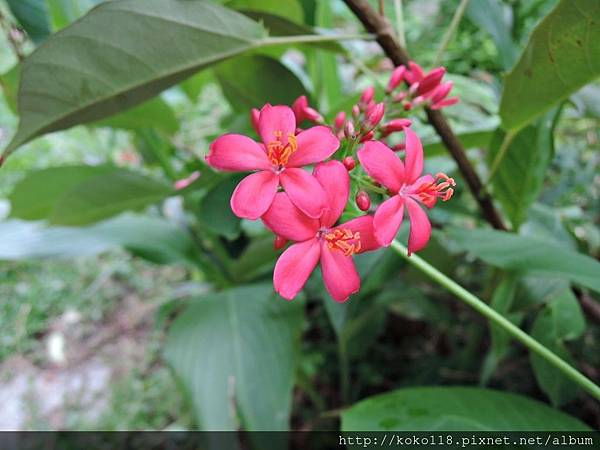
xmin=287 ymin=126 xmax=340 ymax=167
xmin=230 ymin=171 xmax=278 ymax=220
xmin=373 ymin=195 xmax=405 ymax=246
xmin=261 ymin=192 xmax=320 ymax=242
xmin=431 ymin=97 xmax=459 ymax=110
xmin=403 ymin=127 xmax=424 ymax=185
xmin=312 ymin=160 xmax=349 ymax=228
xmin=274 ymin=238 xmax=320 ymax=300
xmin=207 ymin=134 xmax=271 ymax=171
xmin=279 ymin=168 xmax=326 ymax=219
xmin=258 ymin=105 xmax=296 ymax=146
xmin=339 ymin=215 xmax=380 ymax=253
xmin=405 ymin=197 xmax=432 ymax=255
xmin=320 ymin=242 xmax=360 ymax=302
xmin=357 ymin=141 xmax=405 ymax=193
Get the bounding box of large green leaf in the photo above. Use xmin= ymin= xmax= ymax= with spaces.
xmin=0 ymin=214 xmax=196 ymax=265
xmin=93 ymin=96 xmax=179 ymax=134
xmin=3 ymin=0 xmax=266 ymax=158
xmin=198 ymin=175 xmax=243 ymax=239
xmin=446 ymin=228 xmax=600 ymax=293
xmin=487 ymin=109 xmax=559 ymax=229
xmin=6 ymin=0 xmax=52 ymax=44
xmin=500 ymin=0 xmax=600 ymax=131
xmin=9 ymin=165 xmax=172 ymax=225
xmin=342 ymin=387 xmax=590 ymax=431
xmin=422 ymin=126 xmax=495 ymax=157
xmin=164 ymin=284 xmax=303 ymax=430
xmin=530 ymin=289 xmax=586 ymax=406
xmin=214 ymin=55 xmax=306 ymax=111
xmin=46 ymin=0 xmax=104 ymax=30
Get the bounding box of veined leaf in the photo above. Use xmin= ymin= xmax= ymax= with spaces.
xmin=3 ymin=0 xmax=266 ymax=158
xmin=6 ymin=0 xmax=52 ymax=44
xmin=164 ymin=284 xmax=303 ymax=430
xmin=500 ymin=0 xmax=600 ymax=131
xmin=342 ymin=387 xmax=590 ymax=430
xmin=446 ymin=227 xmax=600 ymax=293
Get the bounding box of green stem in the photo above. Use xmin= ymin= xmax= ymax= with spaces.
xmin=390 ymin=240 xmax=600 ymax=402
xmin=393 ymin=0 xmax=407 ymax=49
xmin=261 ymin=33 xmax=374 ymax=47
xmin=433 ymin=0 xmax=470 ymax=66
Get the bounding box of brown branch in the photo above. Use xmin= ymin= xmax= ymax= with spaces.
xmin=343 ymin=0 xmax=507 ymax=231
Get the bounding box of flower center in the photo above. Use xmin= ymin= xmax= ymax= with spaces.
xmin=414 ymin=172 xmax=456 ymax=208
xmin=322 ymin=228 xmax=361 ymax=256
xmin=267 ymin=131 xmax=297 ymax=167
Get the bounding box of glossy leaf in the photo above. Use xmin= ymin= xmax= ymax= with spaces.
xmin=446 ymin=228 xmax=600 ymax=293
xmin=342 ymin=387 xmax=590 ymax=431
xmin=214 ymin=55 xmax=306 ymax=111
xmin=0 ymin=214 xmax=196 ymax=265
xmin=6 ymin=0 xmax=51 ymax=44
xmin=487 ymin=109 xmax=560 ymax=228
xmin=530 ymin=289 xmax=586 ymax=406
xmin=500 ymin=0 xmax=600 ymax=131
xmin=9 ymin=165 xmax=172 ymax=225
xmin=164 ymin=284 xmax=303 ymax=430
xmin=3 ymin=0 xmax=266 ymax=158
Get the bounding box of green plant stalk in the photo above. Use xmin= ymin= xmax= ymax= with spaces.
xmin=390 ymin=240 xmax=600 ymax=402
xmin=433 ymin=0 xmax=470 ymax=66
xmin=261 ymin=33 xmax=374 ymax=47
xmin=393 ymin=0 xmax=407 ymax=49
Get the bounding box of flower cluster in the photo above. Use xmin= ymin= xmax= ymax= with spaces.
xmin=206 ymin=61 xmax=457 ymax=302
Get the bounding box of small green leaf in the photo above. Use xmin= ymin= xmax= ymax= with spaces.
xmin=164 ymin=284 xmax=304 ymax=430
xmin=422 ymin=127 xmax=495 ymax=157
xmin=500 ymin=0 xmax=600 ymax=131
xmin=342 ymin=387 xmax=591 ymax=431
xmin=214 ymin=55 xmax=306 ymax=111
xmin=447 ymin=228 xmax=600 ymax=294
xmin=198 ymin=175 xmax=243 ymax=240
xmin=6 ymin=0 xmax=52 ymax=44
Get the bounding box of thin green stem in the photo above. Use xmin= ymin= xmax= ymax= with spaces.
xmin=261 ymin=33 xmax=374 ymax=47
xmin=433 ymin=0 xmax=470 ymax=66
xmin=393 ymin=0 xmax=407 ymax=49
xmin=390 ymin=240 xmax=600 ymax=402
xmin=485 ymin=131 xmax=516 ymax=189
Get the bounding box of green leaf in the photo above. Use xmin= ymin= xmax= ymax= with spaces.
xmin=94 ymin=96 xmax=179 ymax=135
xmin=500 ymin=0 xmax=600 ymax=131
xmin=0 ymin=65 xmax=20 ymax=114
xmin=214 ymin=55 xmax=306 ymax=111
xmin=164 ymin=284 xmax=303 ymax=430
xmin=342 ymin=387 xmax=591 ymax=431
xmin=9 ymin=165 xmax=172 ymax=225
xmin=0 ymin=214 xmax=196 ymax=265
xmin=530 ymin=289 xmax=586 ymax=406
xmin=422 ymin=127 xmax=495 ymax=157
xmin=226 ymin=0 xmax=304 ymax=23
xmin=3 ymin=0 xmax=266 ymax=158
xmin=487 ymin=109 xmax=560 ymax=228
xmin=466 ymin=0 xmax=519 ymax=69
xmin=46 ymin=0 xmax=103 ymax=30
xmin=6 ymin=0 xmax=52 ymax=44
xmin=447 ymin=227 xmax=600 ymax=294
xmin=198 ymin=175 xmax=243 ymax=240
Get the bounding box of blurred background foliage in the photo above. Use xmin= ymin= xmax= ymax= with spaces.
xmin=0 ymin=0 xmax=598 ymax=434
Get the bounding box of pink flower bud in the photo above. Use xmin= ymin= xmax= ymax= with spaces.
xmin=366 ymin=102 xmax=385 ymax=128
xmin=303 ymin=106 xmax=323 ymax=123
xmin=431 ymin=97 xmax=459 ymax=110
xmin=356 ymin=191 xmax=371 ymax=211
xmin=250 ymin=108 xmax=260 ymax=134
xmin=292 ymin=95 xmax=308 ymax=121
xmin=403 ymin=102 xmax=413 ymax=111
xmin=274 ymin=235 xmax=288 ymax=250
xmin=393 ymin=143 xmax=406 ymax=152
xmin=344 ymin=121 xmax=355 ymax=139
xmin=352 ymin=105 xmax=360 ymax=118
xmin=383 ymin=118 xmax=412 ymax=133
xmin=406 ymin=61 xmax=424 ymax=84
xmin=343 ymin=156 xmax=356 ymax=171
xmin=360 ymin=130 xmax=374 ymax=142
xmin=386 ymin=65 xmax=406 ymax=92
xmin=417 ymin=67 xmax=446 ymax=96
xmin=334 ymin=111 xmax=346 ymax=130
xmin=393 ymin=91 xmax=407 ymax=103
xmin=360 ymin=86 xmax=375 ymax=106
xmin=431 ymin=81 xmax=454 ymax=103
xmin=174 ymin=171 xmax=200 ymax=191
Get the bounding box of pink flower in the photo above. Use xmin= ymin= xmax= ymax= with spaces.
xmin=262 ymin=161 xmax=379 ymax=302
xmin=404 ymin=62 xmax=458 ymax=110
xmin=292 ymin=95 xmax=323 ymax=123
xmin=386 ymin=65 xmax=406 ymax=93
xmin=358 ymin=129 xmax=455 ymax=254
xmin=207 ymin=105 xmax=339 ymax=220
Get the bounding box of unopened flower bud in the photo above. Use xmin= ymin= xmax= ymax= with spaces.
xmin=174 ymin=171 xmax=201 ymax=190
xmin=359 ymin=86 xmax=375 ymax=106
xmin=292 ymin=95 xmax=308 ymax=120
xmin=393 ymin=91 xmax=407 ymax=103
xmin=386 ymin=65 xmax=406 ymax=93
xmin=365 ymin=102 xmax=385 ymax=128
xmin=393 ymin=142 xmax=406 ymax=152
xmin=360 ymin=130 xmax=374 ymax=142
xmin=417 ymin=67 xmax=446 ymax=96
xmin=274 ymin=235 xmax=288 ymax=250
xmin=250 ymin=108 xmax=260 ymax=133
xmin=344 ymin=121 xmax=355 ymax=139
xmin=303 ymin=106 xmax=323 ymax=123
xmin=334 ymin=111 xmax=346 ymax=130
xmin=343 ymin=156 xmax=356 ymax=171
xmin=382 ymin=118 xmax=412 ymax=136
xmin=352 ymin=105 xmax=360 ymax=118
xmin=356 ymin=191 xmax=371 ymax=211
xmin=403 ymin=101 xmax=413 ymax=111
